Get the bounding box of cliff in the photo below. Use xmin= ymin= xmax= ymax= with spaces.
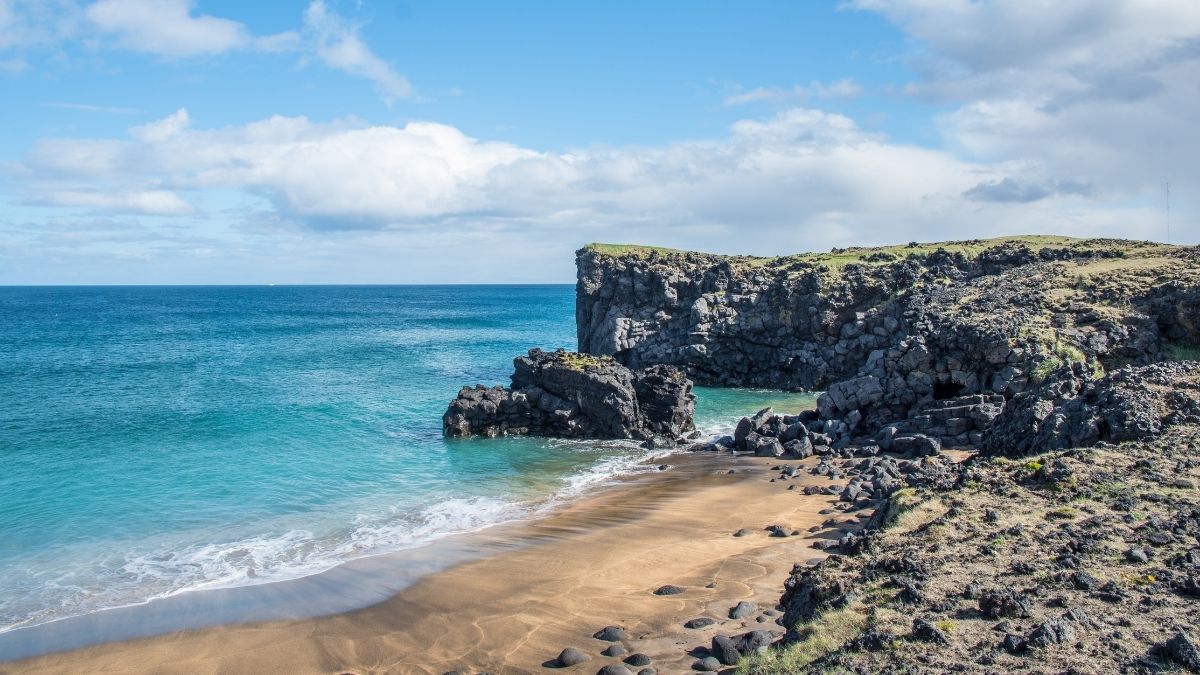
xmin=577 ymin=237 xmax=1200 ymax=445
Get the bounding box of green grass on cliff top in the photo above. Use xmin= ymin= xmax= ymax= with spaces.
xmin=583 ymin=235 xmax=1173 ymax=271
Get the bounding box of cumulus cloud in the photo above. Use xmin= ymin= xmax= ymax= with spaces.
xmin=86 ymin=0 xmax=251 ymax=56
xmin=16 ymin=106 xmax=1154 ymax=256
xmin=846 ymin=0 xmax=1200 ymax=202
xmin=303 ymin=0 xmax=413 ymax=102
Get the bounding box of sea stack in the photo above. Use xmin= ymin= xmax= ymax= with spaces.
xmin=443 ymin=348 xmax=695 ymax=444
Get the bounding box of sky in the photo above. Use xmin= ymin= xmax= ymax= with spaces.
xmin=0 ymin=0 xmax=1196 ymax=284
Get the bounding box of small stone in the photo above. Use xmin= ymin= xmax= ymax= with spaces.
xmin=556 ymin=647 xmax=590 ymax=667
xmin=912 ymin=617 xmax=950 ymax=645
xmin=601 ymin=645 xmax=627 ymax=657
xmin=691 ymin=656 xmax=722 ymax=672
xmin=623 ymin=654 xmax=651 ymax=667
xmin=593 ymin=626 xmax=627 ymax=642
xmin=729 ymin=601 xmax=756 ymax=619
xmin=597 ymin=666 xmax=633 ymax=675
xmin=1125 ymin=548 xmax=1149 ymax=563
xmin=653 ymin=585 xmax=684 ymax=596
xmin=685 ymin=617 xmax=716 ymax=629
xmin=733 ymin=528 xmax=753 ymax=537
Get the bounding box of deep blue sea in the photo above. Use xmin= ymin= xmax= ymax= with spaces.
xmin=0 ymin=285 xmax=814 ymax=634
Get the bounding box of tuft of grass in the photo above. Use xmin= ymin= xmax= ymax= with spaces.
xmin=737 ymin=605 xmax=868 ymax=674
xmin=935 ymin=619 xmax=959 ymax=634
xmin=1045 ymin=506 xmax=1079 ymax=520
xmin=1024 ymin=460 xmax=1044 ymax=473
xmin=1164 ymin=342 xmax=1200 ymax=362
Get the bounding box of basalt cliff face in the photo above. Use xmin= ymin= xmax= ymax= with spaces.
xmin=577 ymin=237 xmax=1200 ymax=448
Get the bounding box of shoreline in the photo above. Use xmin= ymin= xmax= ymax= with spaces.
xmin=1 ymin=449 xmax=858 ymax=674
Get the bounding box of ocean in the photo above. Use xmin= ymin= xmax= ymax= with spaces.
xmin=0 ymin=285 xmax=814 ymax=635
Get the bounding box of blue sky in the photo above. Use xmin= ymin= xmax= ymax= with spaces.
xmin=0 ymin=0 xmax=1196 ymax=283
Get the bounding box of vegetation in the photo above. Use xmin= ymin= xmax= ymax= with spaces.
xmin=736 ymin=604 xmax=869 ymax=674
xmin=1164 ymin=342 xmax=1200 ymax=362
xmin=585 ymin=236 xmax=1175 ymax=274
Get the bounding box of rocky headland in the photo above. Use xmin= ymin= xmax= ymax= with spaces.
xmin=555 ymin=237 xmax=1200 ymax=674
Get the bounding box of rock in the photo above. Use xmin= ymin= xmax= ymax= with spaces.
xmin=1025 ymin=610 xmax=1088 ymax=649
xmin=978 ymin=588 xmax=1032 ymax=619
xmin=601 ymin=645 xmax=627 ymax=657
xmin=711 ymin=635 xmax=741 ymax=666
xmin=911 ymin=617 xmax=950 ymax=645
xmin=1162 ymin=632 xmax=1200 ymax=671
xmin=653 ymin=584 xmax=684 ymax=596
xmin=691 ymin=657 xmax=722 ymax=672
xmin=734 ymin=630 xmax=778 ymax=655
xmin=556 ymin=647 xmax=590 ymax=667
xmin=623 ymin=654 xmax=651 ymax=667
xmin=593 ymin=626 xmax=627 ymax=642
xmin=729 ymin=601 xmax=756 ymax=619
xmin=444 ymin=349 xmax=695 ymax=441
xmin=596 ymin=666 xmax=633 ymax=675
xmin=684 ymin=617 xmax=716 ymax=629
xmin=733 ymin=528 xmax=753 ymax=537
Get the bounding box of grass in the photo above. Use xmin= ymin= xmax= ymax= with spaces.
xmin=1164 ymin=342 xmax=1200 ymax=362
xmin=554 ymin=351 xmax=607 ymax=371
xmin=580 ymin=243 xmax=691 ymax=257
xmin=583 ymin=235 xmax=1169 ymax=274
xmin=736 ymin=604 xmax=868 ymax=674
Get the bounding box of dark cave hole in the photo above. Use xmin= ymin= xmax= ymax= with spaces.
xmin=933 ymin=379 xmax=966 ymax=400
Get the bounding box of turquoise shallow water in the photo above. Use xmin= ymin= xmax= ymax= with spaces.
xmin=0 ymin=285 xmax=815 ymax=634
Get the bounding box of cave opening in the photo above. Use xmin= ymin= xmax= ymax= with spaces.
xmin=933 ymin=378 xmax=966 ymax=400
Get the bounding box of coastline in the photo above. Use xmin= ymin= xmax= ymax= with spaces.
xmin=1 ymin=449 xmax=856 ymax=674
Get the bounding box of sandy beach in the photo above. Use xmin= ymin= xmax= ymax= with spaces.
xmin=2 ymin=451 xmax=857 ymax=675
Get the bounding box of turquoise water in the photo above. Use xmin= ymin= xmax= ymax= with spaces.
xmin=0 ymin=286 xmax=815 ymax=634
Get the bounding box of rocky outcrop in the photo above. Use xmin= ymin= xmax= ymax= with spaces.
xmin=983 ymin=360 xmax=1200 ymax=456
xmin=443 ymin=348 xmax=695 ymax=443
xmin=578 ymin=239 xmax=1200 ymax=445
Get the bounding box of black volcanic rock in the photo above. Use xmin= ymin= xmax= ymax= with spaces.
xmin=443 ymin=348 xmax=694 ymax=442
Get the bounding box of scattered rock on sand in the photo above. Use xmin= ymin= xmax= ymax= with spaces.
xmin=653 ymin=584 xmax=684 ymax=596
xmin=691 ymin=656 xmax=722 ymax=671
xmin=711 ymin=635 xmax=740 ymax=665
xmin=593 ymin=626 xmax=628 ymax=642
xmin=596 ymin=666 xmax=633 ymax=675
xmin=623 ymin=653 xmax=651 ymax=667
xmin=733 ymin=528 xmax=753 ymax=537
xmin=601 ymin=645 xmax=627 ymax=657
xmin=555 ymin=647 xmax=590 ymax=667
xmin=685 ymin=617 xmax=716 ymax=629
xmin=729 ymin=601 xmax=756 ymax=619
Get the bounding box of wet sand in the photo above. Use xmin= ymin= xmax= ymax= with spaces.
xmin=2 ymin=451 xmax=862 ymax=675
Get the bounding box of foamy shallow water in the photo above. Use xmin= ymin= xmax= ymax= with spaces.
xmin=0 ymin=285 xmax=815 ymax=642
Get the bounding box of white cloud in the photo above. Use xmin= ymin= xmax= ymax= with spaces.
xmin=303 ymin=0 xmax=413 ymax=103
xmin=86 ymin=0 xmax=250 ymax=57
xmin=16 ymin=106 xmax=1157 ymax=257
xmin=846 ymin=0 xmax=1200 ymax=201
xmin=24 ymin=188 xmax=195 ymax=215
xmin=724 ymin=78 xmax=864 ymax=106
